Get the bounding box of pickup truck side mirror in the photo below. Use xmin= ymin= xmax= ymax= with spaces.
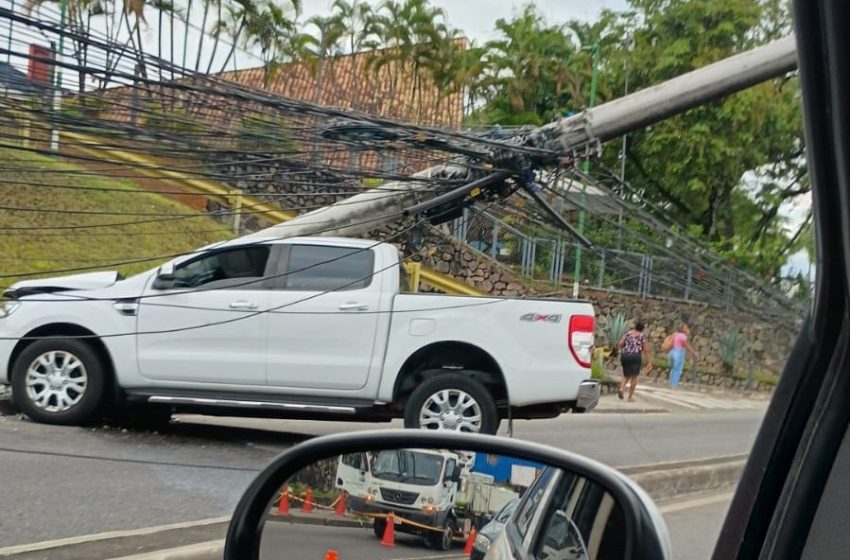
xmin=152 ymin=273 xmax=176 ymax=290
xmin=152 ymin=262 xmax=177 ymax=290
xmin=223 ymin=430 xmax=672 ymax=560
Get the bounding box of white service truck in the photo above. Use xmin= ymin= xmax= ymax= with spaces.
xmin=0 ymin=236 xmax=599 ymax=432
xmin=336 ymin=448 xmax=521 ymax=550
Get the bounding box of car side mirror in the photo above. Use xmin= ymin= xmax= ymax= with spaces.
xmin=152 ymin=262 xmax=177 ymax=290
xmin=223 ymin=430 xmax=672 ymax=560
xmin=151 ymin=273 xmax=176 ymax=290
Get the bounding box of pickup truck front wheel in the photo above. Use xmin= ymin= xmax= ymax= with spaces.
xmin=404 ymin=373 xmax=498 ymax=435
xmin=11 ymin=338 xmax=106 ymax=426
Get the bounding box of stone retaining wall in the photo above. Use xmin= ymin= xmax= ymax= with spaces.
xmin=420 ymin=237 xmax=795 ymax=376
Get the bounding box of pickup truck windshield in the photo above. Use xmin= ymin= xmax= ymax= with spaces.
xmin=372 ymin=450 xmax=444 ymax=485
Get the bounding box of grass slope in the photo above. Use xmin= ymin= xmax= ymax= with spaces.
xmin=0 ymin=147 xmax=233 ymax=288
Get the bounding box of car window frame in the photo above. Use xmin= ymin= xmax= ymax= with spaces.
xmin=530 ymin=472 xmax=590 ymax=560
xmin=158 ymin=243 xmax=281 ymax=291
xmin=715 ymin=3 xmax=850 ymax=559
xmin=506 ymin=467 xmax=559 ymax=559
xmin=272 ymin=243 xmax=376 ymax=292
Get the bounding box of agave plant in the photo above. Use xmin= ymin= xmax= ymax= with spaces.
xmin=719 ymin=328 xmax=744 ymax=374
xmin=604 ymin=313 xmax=629 ymax=357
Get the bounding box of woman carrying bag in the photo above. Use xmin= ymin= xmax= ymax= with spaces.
xmin=618 ymin=321 xmax=653 ymax=402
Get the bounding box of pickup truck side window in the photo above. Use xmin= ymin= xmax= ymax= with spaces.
xmin=170 ymin=246 xmax=270 ymax=289
xmin=284 ymin=245 xmax=375 ymax=291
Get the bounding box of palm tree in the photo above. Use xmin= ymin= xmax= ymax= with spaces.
xmin=181 ymin=0 xmax=192 ymax=69
xmin=216 ymin=0 xmax=256 ymax=74
xmin=327 ymin=1 xmax=378 ymax=110
xmin=193 ymin=0 xmax=213 ymax=72
xmin=150 ymin=0 xmax=178 ymax=80
xmin=304 ymin=13 xmax=346 ymax=102
xmin=243 ymin=0 xmax=302 ymax=87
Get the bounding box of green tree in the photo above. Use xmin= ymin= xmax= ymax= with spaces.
xmin=611 ymin=0 xmax=805 ymax=278
xmin=303 ymin=13 xmax=347 ymax=101
xmin=468 ymin=5 xmax=583 ymax=126
xmin=242 ymin=0 xmax=302 ymax=86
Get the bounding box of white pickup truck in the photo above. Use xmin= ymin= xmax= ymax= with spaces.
xmin=0 ymin=237 xmax=599 ymax=432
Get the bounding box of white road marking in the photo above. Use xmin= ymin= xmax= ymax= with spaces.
xmin=0 ymin=517 xmax=229 ymax=557
xmin=639 ymin=391 xmax=701 ymax=409
xmin=106 ymin=539 xmax=224 ymax=560
xmin=658 ymin=491 xmax=735 ymax=514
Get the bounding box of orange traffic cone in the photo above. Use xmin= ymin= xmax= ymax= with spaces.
xmin=335 ymin=492 xmax=346 ymax=516
xmin=380 ymin=513 xmax=396 ymax=548
xmin=324 ymin=550 xmax=339 ymax=560
xmin=277 ymin=487 xmax=290 ymax=515
xmin=464 ymin=527 xmax=477 ymax=556
xmin=302 ymin=487 xmax=313 ymax=513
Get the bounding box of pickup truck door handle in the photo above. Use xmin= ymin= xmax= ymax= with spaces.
xmin=338 ymin=302 xmax=369 ymax=311
xmin=229 ymin=301 xmax=259 ymax=310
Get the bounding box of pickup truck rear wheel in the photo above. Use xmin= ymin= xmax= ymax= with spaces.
xmin=11 ymin=338 xmax=106 ymax=426
xmin=404 ymin=373 xmax=498 ymax=435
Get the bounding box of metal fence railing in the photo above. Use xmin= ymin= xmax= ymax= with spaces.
xmin=451 ymin=208 xmax=791 ymax=315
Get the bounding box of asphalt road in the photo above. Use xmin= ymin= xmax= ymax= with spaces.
xmin=259 ymin=523 xmax=463 ymax=560
xmin=0 ymin=406 xmax=764 ymax=549
xmin=663 ymin=493 xmax=731 ymax=560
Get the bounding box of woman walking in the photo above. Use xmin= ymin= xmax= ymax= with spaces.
xmin=665 ymin=322 xmax=698 ymax=389
xmin=618 ymin=321 xmax=652 ymax=402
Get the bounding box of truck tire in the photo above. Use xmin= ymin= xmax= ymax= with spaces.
xmin=404 ymin=373 xmax=499 ymax=435
xmin=428 ymin=518 xmax=456 ymax=551
xmin=11 ymin=338 xmax=106 ymax=426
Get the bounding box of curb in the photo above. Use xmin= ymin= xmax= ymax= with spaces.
xmin=265 ymin=512 xmax=368 ymax=529
xmin=622 ymin=454 xmax=747 ymax=502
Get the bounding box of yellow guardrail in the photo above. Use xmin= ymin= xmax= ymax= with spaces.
xmin=58 ymin=130 xmax=483 ymax=297
xmin=405 ymin=262 xmax=487 ymax=297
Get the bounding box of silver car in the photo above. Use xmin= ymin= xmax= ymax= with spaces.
xmin=486 ymin=466 xmax=626 ymax=560
xmin=471 ymin=498 xmax=520 ymax=560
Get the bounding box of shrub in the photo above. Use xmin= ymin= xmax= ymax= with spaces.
xmin=604 ymin=313 xmax=629 ymax=355
xmin=719 ymin=328 xmax=744 ymax=374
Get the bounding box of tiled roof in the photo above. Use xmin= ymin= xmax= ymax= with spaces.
xmin=86 ymin=42 xmax=467 ymax=180
xmin=216 ymin=39 xmax=466 ymax=128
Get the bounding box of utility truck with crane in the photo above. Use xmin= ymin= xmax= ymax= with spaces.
xmin=336 ymin=448 xmax=531 ymax=550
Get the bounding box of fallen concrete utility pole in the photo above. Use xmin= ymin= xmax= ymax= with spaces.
xmin=247 ymin=35 xmax=797 ymax=241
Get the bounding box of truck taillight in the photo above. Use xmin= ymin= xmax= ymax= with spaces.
xmin=568 ymin=315 xmax=594 ymax=368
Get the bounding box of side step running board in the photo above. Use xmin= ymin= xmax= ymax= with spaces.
xmin=146 ymin=395 xmax=357 ymax=414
